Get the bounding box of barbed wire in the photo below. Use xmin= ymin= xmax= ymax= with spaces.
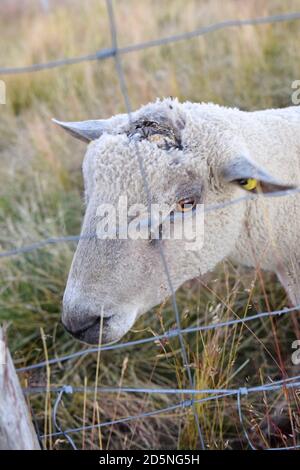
xmin=1 ymin=1 xmax=300 ymax=451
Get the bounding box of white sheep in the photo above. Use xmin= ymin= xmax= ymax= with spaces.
xmin=53 ymin=98 xmax=300 ymax=345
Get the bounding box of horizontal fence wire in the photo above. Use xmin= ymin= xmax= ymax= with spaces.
xmin=1 ymin=1 xmax=300 ymax=450
xmin=22 ymin=373 xmax=300 ymax=396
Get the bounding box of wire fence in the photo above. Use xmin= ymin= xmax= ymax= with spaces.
xmin=1 ymin=0 xmax=300 ymax=450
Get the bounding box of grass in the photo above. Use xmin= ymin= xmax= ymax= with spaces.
xmin=0 ymin=0 xmax=300 ymax=449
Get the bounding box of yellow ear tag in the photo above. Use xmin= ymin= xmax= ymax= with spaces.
xmin=241 ymin=178 xmax=257 ymax=191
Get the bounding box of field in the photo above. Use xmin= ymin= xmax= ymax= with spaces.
xmin=1 ymin=0 xmax=300 ymax=450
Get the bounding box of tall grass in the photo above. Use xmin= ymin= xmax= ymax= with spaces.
xmin=0 ymin=0 xmax=300 ymax=449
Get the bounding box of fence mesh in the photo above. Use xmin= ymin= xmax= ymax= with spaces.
xmin=1 ymin=0 xmax=300 ymax=450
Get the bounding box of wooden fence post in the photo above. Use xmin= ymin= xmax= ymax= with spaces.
xmin=0 ymin=327 xmax=40 ymax=450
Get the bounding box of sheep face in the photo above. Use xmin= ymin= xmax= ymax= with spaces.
xmin=55 ymin=100 xmax=290 ymax=344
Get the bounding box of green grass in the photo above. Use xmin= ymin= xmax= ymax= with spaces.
xmin=1 ymin=0 xmax=300 ymax=449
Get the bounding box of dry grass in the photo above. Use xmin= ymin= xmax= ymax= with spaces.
xmin=1 ymin=0 xmax=300 ymax=450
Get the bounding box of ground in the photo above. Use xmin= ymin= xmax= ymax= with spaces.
xmin=0 ymin=0 xmax=300 ymax=449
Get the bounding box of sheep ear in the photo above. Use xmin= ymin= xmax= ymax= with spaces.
xmin=52 ymin=118 xmax=106 ymax=143
xmin=222 ymin=155 xmax=295 ymax=193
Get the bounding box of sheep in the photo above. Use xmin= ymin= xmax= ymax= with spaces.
xmin=53 ymin=98 xmax=300 ymax=345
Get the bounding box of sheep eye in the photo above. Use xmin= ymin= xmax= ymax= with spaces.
xmin=237 ymin=178 xmax=258 ymax=191
xmin=176 ymin=197 xmax=196 ymax=212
